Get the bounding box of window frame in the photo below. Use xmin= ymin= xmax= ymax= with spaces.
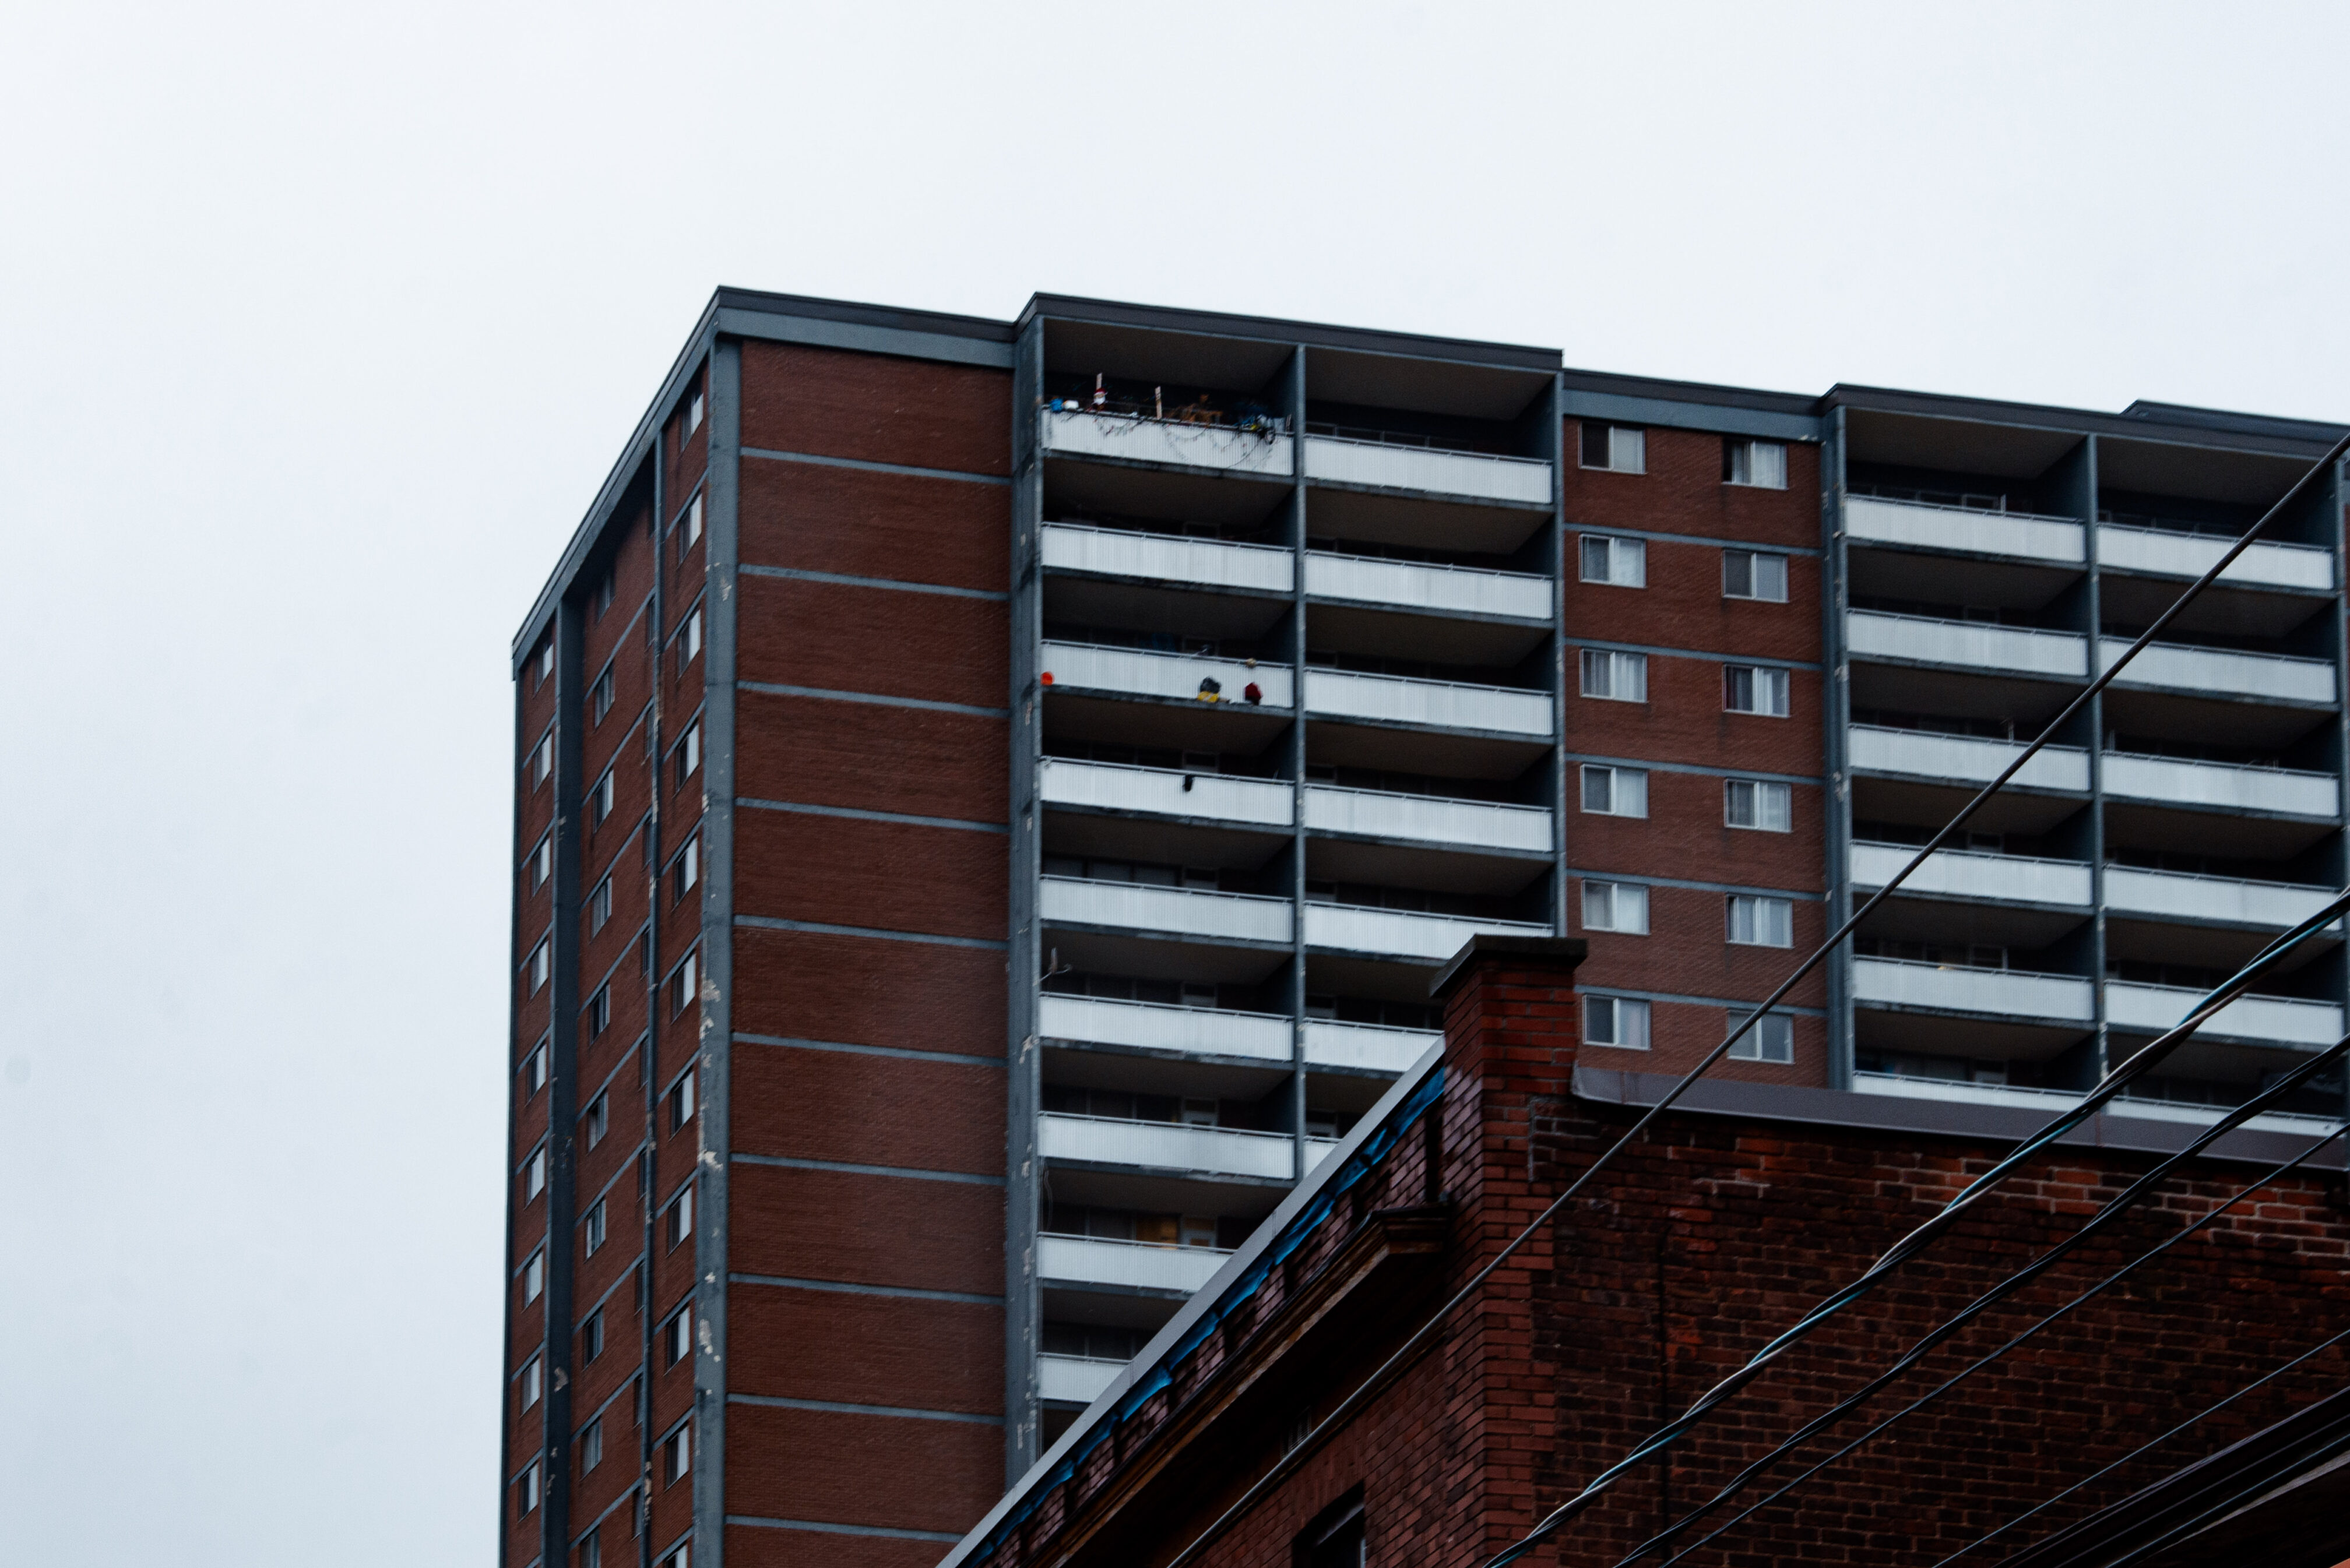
xmin=1729 ymin=1011 xmax=1796 ymax=1063
xmin=530 ymin=733 xmax=553 ymax=787
xmin=1583 ymin=993 xmax=1652 ymax=1050
xmin=1726 ymin=894 xmax=1795 ymax=948
xmin=668 ymin=1066 xmax=698 ymax=1131
xmin=1578 ymin=649 xmax=1649 ymax=704
xmin=681 ymin=490 xmax=704 ymax=553
xmin=582 ymin=1415 xmax=604 ymax=1474
xmin=586 ymin=1090 xmax=608 ymax=1147
xmin=1723 ymin=436 xmax=1789 ymax=489
xmin=667 ymin=951 xmax=698 ymax=1019
xmin=1579 ymin=421 xmax=1647 ymax=474
xmin=1722 ymin=548 xmax=1790 ymax=602
xmin=522 ymin=1248 xmax=545 ymax=1305
xmin=664 ymin=1184 xmax=694 ymax=1252
xmin=523 ymin=1143 xmax=547 ymax=1202
xmin=677 ymin=720 xmax=702 ymax=785
xmin=522 ymin=1041 xmax=549 ymax=1098
xmin=590 ymin=875 xmax=613 ymax=932
xmin=662 ymin=1303 xmax=693 ymax=1367
xmin=585 ymin=1196 xmax=608 ymax=1256
xmin=530 ymin=835 xmax=553 ymax=890
xmin=1578 ymin=763 xmax=1649 ymax=819
xmin=527 ymin=940 xmax=551 ymax=994
xmin=1580 ymin=879 xmax=1650 ymax=935
xmin=1723 ymin=664 xmax=1792 ymax=717
xmin=1577 ymin=533 xmax=1647 ymax=589
xmin=1723 ymin=777 xmax=1794 ymax=833
xmin=520 ymin=1354 xmax=543 ymax=1411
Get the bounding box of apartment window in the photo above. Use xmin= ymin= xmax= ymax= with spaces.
xmin=681 ymin=491 xmax=703 ymax=552
xmin=590 ymin=668 xmax=615 ymax=725
xmin=536 ymin=640 xmax=555 ymax=688
xmin=669 ymin=1067 xmax=697 ymax=1130
xmin=590 ymin=876 xmax=613 ymax=933
xmin=1579 ymin=421 xmax=1647 ymax=473
xmin=581 ymin=1416 xmax=603 ymax=1474
xmin=677 ymin=720 xmax=702 ymax=784
xmin=674 ymin=838 xmax=699 ymax=903
xmin=1578 ymin=534 xmax=1647 ymax=588
xmin=523 ymin=1144 xmax=547 ymax=1201
xmin=586 ymin=1091 xmax=608 ymax=1147
xmin=1581 ymin=880 xmax=1649 ymax=935
xmin=522 ymin=1249 xmax=545 ymax=1305
xmin=659 ymin=1547 xmax=687 ymax=1568
xmin=1724 ymin=778 xmax=1793 ymax=832
xmin=1579 ymin=649 xmax=1648 ymax=703
xmin=1726 ymin=894 xmax=1795 ymax=948
xmin=1585 ymin=994 xmax=1651 ymax=1050
xmin=590 ymin=771 xmax=614 ymax=827
xmin=1723 ymin=438 xmax=1788 ymax=489
xmin=669 ymin=952 xmax=698 ymax=1018
xmin=1722 ymin=548 xmax=1789 ymax=602
xmin=594 ymin=566 xmax=615 ymax=619
xmin=1724 ymin=665 xmax=1790 ymax=717
xmin=582 ymin=1306 xmax=605 ymax=1362
xmin=663 ymin=1304 xmax=693 ymax=1367
xmin=522 ymin=1041 xmax=548 ymax=1098
xmin=586 ymin=1197 xmax=608 ymax=1256
xmin=1730 ymin=1011 xmax=1795 ymax=1064
xmin=521 ymin=1354 xmax=543 ymax=1411
xmin=663 ymin=1423 xmax=692 ymax=1485
xmin=680 ymin=607 xmax=704 ymax=669
xmin=532 ymin=734 xmax=553 ymax=786
xmin=518 ymin=1461 xmax=541 ymax=1517
xmin=684 ymin=387 xmax=705 ymax=440
xmin=665 ymin=1186 xmax=694 ymax=1251
xmin=530 ymin=836 xmax=552 ymax=889
xmin=584 ymin=1531 xmax=603 ymax=1568
xmin=528 ymin=941 xmax=551 ymax=994
xmin=1579 ymin=764 xmax=1649 ymax=818
xmin=1299 ymin=1497 xmax=1366 ymax=1568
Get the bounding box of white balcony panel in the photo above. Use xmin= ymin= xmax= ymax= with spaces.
xmin=1040 ymin=877 xmax=1294 ymax=945
xmin=1042 ymin=758 xmax=1293 ymax=829
xmin=1039 ymin=1354 xmax=1127 ymax=1407
xmin=1041 ymin=523 xmax=1293 ymax=593
xmin=2104 ymin=982 xmax=2343 ymax=1048
xmin=2096 ymin=524 xmax=2334 ymax=593
xmin=1849 ymin=725 xmax=2090 ymax=793
xmin=1846 ymin=611 xmax=2087 ymax=680
xmin=1306 ymin=1136 xmax=1341 ymax=1169
xmin=1853 ymin=1073 xmax=2339 ymax=1136
xmin=1035 ymin=1233 xmax=1230 ymax=1294
xmin=1306 ymin=668 xmax=1553 ymax=737
xmin=1852 ymin=957 xmax=2094 ymax=1022
xmin=1036 ymin=993 xmax=1292 ymax=1062
xmin=1304 ymin=1019 xmax=1441 ymax=1074
xmin=1303 ymin=435 xmax=1553 ymax=505
xmin=2102 ymin=867 xmax=2341 ymax=929
xmin=1039 ymin=1113 xmax=1296 ymax=1181
xmin=1304 ymin=786 xmax=1552 ymax=853
xmin=1845 ymin=496 xmax=2085 ymax=564
xmin=2101 ymin=753 xmax=2338 ymax=820
xmin=2098 ymin=638 xmax=2335 ymax=706
xmin=1042 ymin=642 xmax=1293 ymax=709
xmin=1306 ymin=904 xmax=1553 ymax=962
xmin=1042 ymin=408 xmax=1293 ymax=478
xmin=1848 ymin=842 xmax=2091 ymax=908
xmin=1304 ymin=551 xmax=1553 ymax=620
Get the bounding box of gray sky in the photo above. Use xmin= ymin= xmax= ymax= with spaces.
xmin=3 ymin=3 xmax=2346 ymax=1562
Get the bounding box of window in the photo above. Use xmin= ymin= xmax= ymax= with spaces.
xmin=669 ymin=952 xmax=698 ymax=1018
xmin=1730 ymin=1011 xmax=1795 ymax=1064
xmin=1726 ymin=894 xmax=1794 ymax=948
xmin=590 ymin=876 xmax=613 ymax=932
xmin=531 ymin=734 xmax=553 ymax=785
xmin=1297 ymin=1496 xmax=1366 ymax=1568
xmin=681 ymin=491 xmax=703 ymax=552
xmin=586 ymin=1197 xmax=608 ymax=1256
xmin=663 ymin=1305 xmax=693 ymax=1367
xmin=588 ymin=985 xmax=611 ymax=1037
xmin=677 ymin=721 xmax=702 ymax=784
xmin=1724 ymin=778 xmax=1793 ymax=832
xmin=674 ymin=838 xmax=699 ymax=902
xmin=1579 ymin=421 xmax=1647 ymax=473
xmin=1578 ymin=534 xmax=1647 ymax=587
xmin=1579 ymin=764 xmax=1649 ymax=818
xmin=1722 ymin=548 xmax=1789 ymax=602
xmin=584 ymin=1530 xmax=603 ymax=1568
xmin=590 ymin=668 xmax=614 ymax=725
xmin=680 ymin=608 xmax=703 ymax=669
xmin=530 ymin=836 xmax=552 ymax=890
xmin=581 ymin=1417 xmax=603 ymax=1474
xmin=520 ymin=1354 xmax=543 ymax=1411
xmin=1724 ymin=664 xmax=1790 ymax=717
xmin=590 ymin=771 xmax=614 ymax=827
xmin=523 ymin=1249 xmax=545 ymax=1305
xmin=592 ymin=566 xmax=615 ymax=620
xmin=523 ymin=1145 xmax=547 ymax=1201
xmin=669 ymin=1067 xmax=697 ymax=1130
xmin=528 ymin=941 xmax=551 ymax=994
xmin=522 ymin=1042 xmax=548 ymax=1098
xmin=1585 ymin=995 xmax=1651 ymax=1049
xmin=536 ymin=640 xmax=555 ymax=688
xmin=684 ymin=387 xmax=705 ymax=439
xmin=663 ymin=1423 xmax=692 ymax=1485
xmin=1723 ymin=438 xmax=1788 ymax=489
xmin=518 ymin=1461 xmax=540 ymax=1517
xmin=660 ymin=1546 xmax=688 ymax=1568
xmin=665 ymin=1186 xmax=694 ymax=1250
xmin=1581 ymin=880 xmax=1649 ymax=935
xmin=1579 ymin=649 xmax=1648 ymax=703
xmin=586 ymin=1091 xmax=608 ymax=1147
xmin=582 ymin=1306 xmax=605 ymax=1362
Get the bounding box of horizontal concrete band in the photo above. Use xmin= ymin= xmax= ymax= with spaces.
xmin=736 ymin=795 xmax=1009 ymax=834
xmin=1570 ymin=869 xmax=1826 ymax=901
xmin=741 ymin=442 xmax=1011 ymax=487
xmin=1565 ymin=750 xmax=1825 ymax=785
xmin=737 ymin=679 xmax=1011 ymax=720
xmin=1572 ymin=637 xmax=1821 ymax=672
xmin=734 ymin=1031 xmax=1005 ymax=1067
xmin=727 ymin=1514 xmax=968 ymax=1544
xmin=727 ymin=1393 xmax=1003 ymax=1425
xmin=739 ymin=562 xmax=1009 ymax=601
xmin=732 ymin=1152 xmax=1005 ymax=1186
xmin=1577 ymin=986 xmax=1830 ymax=1017
xmin=730 ymin=1271 xmax=1005 ymax=1306
xmin=733 ymin=914 xmax=1008 ymax=950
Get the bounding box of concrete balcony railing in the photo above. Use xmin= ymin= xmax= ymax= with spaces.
xmin=1304 ymin=1019 xmax=1441 ymax=1074
xmin=2095 ymin=523 xmax=2334 ymax=594
xmin=1042 ymin=407 xmax=1294 ymax=478
xmin=1304 ymin=785 xmax=1553 ymax=854
xmin=1039 ymin=876 xmax=1294 ymax=946
xmin=1041 ymin=757 xmax=1293 ymax=828
xmin=1846 ymin=610 xmax=2087 ymax=681
xmin=2100 ymin=752 xmax=2339 ymax=820
xmin=1845 ymin=496 xmax=2085 ymax=565
xmin=1305 ymin=904 xmax=1553 ymax=963
xmin=1042 ymin=641 xmax=1294 ymax=709
xmin=2099 ymin=637 xmax=2336 ymax=706
xmin=2104 ymin=981 xmax=2344 ymax=1048
xmin=1849 ymin=725 xmax=2090 ymax=793
xmin=1304 ymin=550 xmax=1553 ymax=621
xmin=1039 ymin=1354 xmax=1127 ymax=1407
xmin=2102 ymin=866 xmax=2342 ymax=929
xmin=1036 ymin=993 xmax=1292 ymax=1063
xmin=1305 ymin=668 xmax=1553 ymax=737
xmin=1041 ymin=523 xmax=1293 ymax=594
xmin=1301 ymin=434 xmax=1553 ymax=506
xmin=1848 ymin=841 xmax=2091 ymax=908
xmin=1035 ymin=1232 xmax=1231 ymax=1294
xmin=1039 ymin=1112 xmax=1297 ymax=1181
xmin=1851 ymin=956 xmax=2095 ymax=1023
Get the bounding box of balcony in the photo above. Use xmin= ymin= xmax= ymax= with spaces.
xmin=1304 ymin=785 xmax=1552 ymax=854
xmin=1040 ymin=1113 xmax=1305 ymax=1182
xmin=1041 ymin=523 xmax=1293 ymax=594
xmin=1042 ymin=641 xmax=1294 ymax=709
xmin=1039 ymin=876 xmax=1293 ymax=946
xmin=1304 ymin=1019 xmax=1441 ymax=1074
xmin=2104 ymin=981 xmax=2343 ymax=1048
xmin=2102 ymin=866 xmax=2341 ymax=929
xmin=1848 ymin=841 xmax=2091 ymax=909
xmin=1304 ymin=550 xmax=1552 ymax=621
xmin=1845 ymin=496 xmax=2085 ymax=565
xmin=2095 ymin=523 xmax=2334 ymax=594
xmin=1846 ymin=610 xmax=2086 ymax=681
xmin=1852 ymin=956 xmax=2094 ymax=1024
xmin=1848 ymin=725 xmax=2090 ymax=793
xmin=1035 ymin=1232 xmax=1230 ymax=1294
xmin=1039 ymin=1354 xmax=1126 ymax=1407
xmin=1041 ymin=407 xmax=1293 ymax=478
xmin=1041 ymin=757 xmax=1293 ymax=829
xmin=2099 ymin=638 xmax=2335 ymax=706
xmin=1301 ymin=434 xmax=1553 ymax=506
xmin=1305 ymin=903 xmax=1553 ymax=963
xmin=1306 ymin=668 xmax=1553 ymax=737
xmin=1036 ymin=993 xmax=1292 ymax=1062
xmin=2100 ymin=752 xmax=2338 ymax=820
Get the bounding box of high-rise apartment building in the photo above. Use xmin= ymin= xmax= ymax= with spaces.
xmin=502 ymin=288 xmax=2350 ymax=1568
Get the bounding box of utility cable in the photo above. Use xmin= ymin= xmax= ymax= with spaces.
xmin=1147 ymin=432 xmax=2350 ymax=1568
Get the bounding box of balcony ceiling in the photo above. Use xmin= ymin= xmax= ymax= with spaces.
xmin=2096 ymin=435 xmax=2312 ymax=507
xmin=1306 ymin=346 xmax=1552 ymax=420
xmin=1045 ymin=320 xmax=1296 ymax=394
xmin=1847 ymin=409 xmax=2083 ymax=478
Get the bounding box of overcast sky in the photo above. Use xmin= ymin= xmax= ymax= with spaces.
xmin=3 ymin=3 xmax=2348 ymax=1562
